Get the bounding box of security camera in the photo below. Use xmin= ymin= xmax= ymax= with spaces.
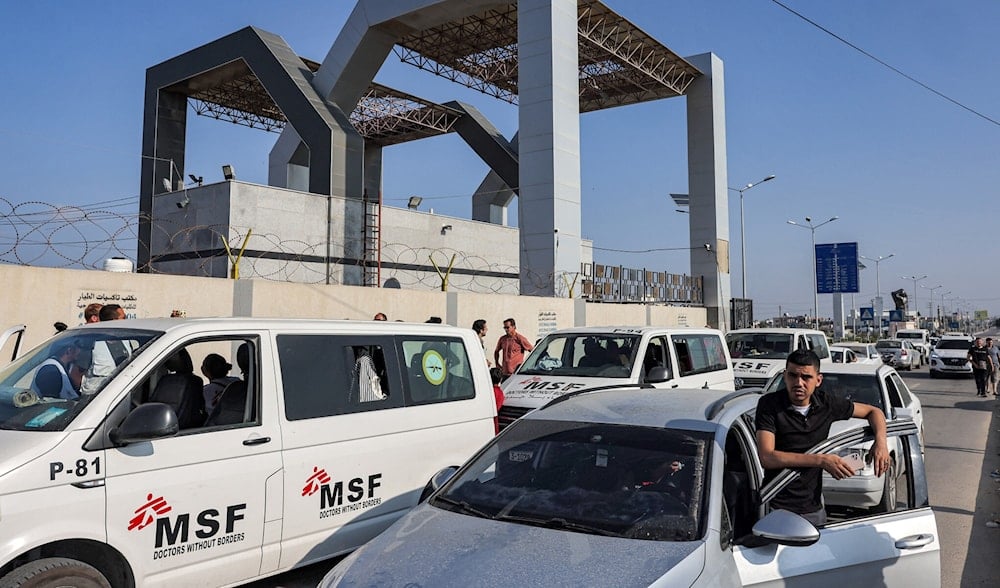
xmin=704 ymin=243 xmax=712 ymax=251
xmin=553 ymin=228 xmax=559 ymax=233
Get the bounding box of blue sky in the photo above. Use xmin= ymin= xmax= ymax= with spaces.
xmin=1 ymin=1 xmax=997 ymax=319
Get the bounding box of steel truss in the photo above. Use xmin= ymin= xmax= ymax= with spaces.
xmin=350 ymin=83 xmax=464 ymax=146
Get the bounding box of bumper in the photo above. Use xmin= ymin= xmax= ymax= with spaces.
xmin=929 ymin=360 xmax=972 ymax=374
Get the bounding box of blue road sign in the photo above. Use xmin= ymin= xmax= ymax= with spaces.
xmin=949 ymin=321 xmax=960 ymax=329
xmin=889 ymin=310 xmax=904 ymax=322
xmin=815 ymin=242 xmax=860 ymax=294
xmin=860 ymin=307 xmax=874 ymax=322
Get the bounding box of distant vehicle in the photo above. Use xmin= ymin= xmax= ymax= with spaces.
xmin=726 ymin=328 xmax=831 ymax=389
xmin=895 ymin=329 xmax=932 ymax=366
xmin=763 ymin=362 xmax=924 ymax=511
xmin=839 ymin=342 xmax=882 ymax=365
xmin=830 ymin=346 xmax=858 ymax=364
xmin=875 ymin=339 xmax=919 ymax=370
xmin=930 ymin=335 xmax=974 ymax=378
xmin=320 ymin=387 xmax=938 ymax=587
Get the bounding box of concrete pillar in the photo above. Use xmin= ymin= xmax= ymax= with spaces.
xmin=685 ymin=53 xmax=731 ymax=329
xmin=517 ymin=0 xmax=581 ymax=297
xmin=833 ymin=292 xmax=845 ymax=339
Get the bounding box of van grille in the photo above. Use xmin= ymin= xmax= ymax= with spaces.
xmin=737 ymin=377 xmax=768 ymax=389
xmin=498 ymin=405 xmax=533 ymax=430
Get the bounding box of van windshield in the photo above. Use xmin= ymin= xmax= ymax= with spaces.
xmin=518 ymin=334 xmax=640 ymax=378
xmin=726 ymin=333 xmax=794 ymax=360
xmin=0 ymin=328 xmax=161 ymax=432
xmin=896 ymin=332 xmax=923 ymax=340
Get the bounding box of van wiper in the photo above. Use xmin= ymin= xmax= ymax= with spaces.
xmin=432 ymin=495 xmax=494 ymax=520
xmin=493 ymin=513 xmax=623 ymax=537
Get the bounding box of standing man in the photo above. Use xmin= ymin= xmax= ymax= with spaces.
xmin=472 ymin=319 xmax=492 ymax=366
xmin=80 ymin=304 xmax=127 ymax=394
xmin=493 ymin=317 xmax=534 ymax=378
xmin=968 ymin=337 xmax=991 ymax=397
xmin=83 ymin=302 xmax=103 ymax=324
xmin=986 ymin=338 xmax=999 ymax=397
xmin=756 ymin=349 xmax=890 ymax=526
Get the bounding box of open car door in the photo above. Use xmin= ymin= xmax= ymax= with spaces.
xmin=0 ymin=324 xmax=26 ymax=365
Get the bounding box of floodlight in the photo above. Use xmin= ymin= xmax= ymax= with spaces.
xmin=407 ymin=196 xmax=423 ymax=209
xmin=222 ymin=165 xmax=235 ymax=181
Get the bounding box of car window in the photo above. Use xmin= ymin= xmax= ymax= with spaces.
xmin=641 ymin=336 xmax=672 ymax=382
xmin=807 ymin=334 xmax=830 ymax=360
xmin=400 ymin=338 xmax=476 ymax=405
xmin=433 ymin=419 xmax=713 ymax=542
xmin=672 ymin=334 xmax=728 ymax=377
xmin=764 ymin=371 xmax=885 ymax=413
xmin=726 ymin=333 xmax=794 ymax=360
xmin=889 ymin=373 xmax=912 ymax=406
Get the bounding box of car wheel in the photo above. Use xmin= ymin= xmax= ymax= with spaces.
xmin=0 ymin=558 xmax=111 ymax=588
xmin=878 ymin=460 xmax=897 ymax=513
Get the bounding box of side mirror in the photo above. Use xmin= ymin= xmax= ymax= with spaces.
xmin=646 ymin=366 xmax=672 ymax=384
xmin=109 ymin=402 xmax=179 ymax=446
xmin=418 ymin=466 xmax=459 ymax=503
xmin=752 ymin=509 xmax=820 ymax=547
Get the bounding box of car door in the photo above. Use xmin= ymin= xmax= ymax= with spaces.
xmin=102 ymin=334 xmax=283 ymax=588
xmin=734 ymin=420 xmax=940 ymax=587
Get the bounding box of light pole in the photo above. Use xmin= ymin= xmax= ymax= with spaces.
xmin=787 ymin=216 xmax=839 ymax=329
xmin=923 ymin=284 xmax=944 ymax=327
xmin=859 ymin=253 xmax=894 ymax=333
xmin=729 ymin=174 xmax=776 ymax=298
xmin=900 ymin=274 xmax=927 ymax=321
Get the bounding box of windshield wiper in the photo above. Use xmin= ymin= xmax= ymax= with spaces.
xmin=432 ymin=495 xmax=495 ymax=520
xmin=494 ymin=513 xmax=623 ymax=537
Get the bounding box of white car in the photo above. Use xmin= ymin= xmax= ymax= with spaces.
xmin=839 ymin=342 xmax=883 ymax=365
xmin=321 ymin=387 xmax=939 ymax=587
xmin=763 ymin=363 xmax=924 ymax=511
xmin=929 ymin=335 xmax=974 ymax=378
xmin=830 ymin=346 xmax=858 ymax=364
xmin=876 ymin=339 xmax=919 ymax=370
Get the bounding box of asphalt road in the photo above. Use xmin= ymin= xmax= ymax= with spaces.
xmin=247 ymin=369 xmax=1000 ymax=588
xmin=900 ymin=368 xmax=999 ymax=587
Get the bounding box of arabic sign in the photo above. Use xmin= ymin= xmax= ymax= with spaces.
xmin=74 ymin=291 xmax=141 ymax=322
xmin=815 ymin=242 xmax=859 ymax=294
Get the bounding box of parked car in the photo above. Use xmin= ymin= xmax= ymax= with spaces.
xmin=895 ymin=329 xmax=932 ymax=366
xmin=762 ymin=363 xmax=924 ymax=510
xmin=830 ymin=346 xmax=858 ymax=364
xmin=726 ymin=328 xmax=832 ymax=389
xmin=929 ymin=335 xmax=974 ymax=378
xmin=876 ymin=339 xmax=919 ymax=370
xmin=839 ymin=342 xmax=882 ymax=365
xmin=320 ymin=387 xmax=939 ymax=587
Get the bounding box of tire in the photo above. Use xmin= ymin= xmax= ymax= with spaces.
xmin=0 ymin=558 xmax=111 ymax=588
xmin=878 ymin=460 xmax=897 ymax=513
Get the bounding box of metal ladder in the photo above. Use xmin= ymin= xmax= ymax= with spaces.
xmin=362 ymin=190 xmax=381 ymax=287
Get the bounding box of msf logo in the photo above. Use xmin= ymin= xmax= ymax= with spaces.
xmin=303 ymin=468 xmax=383 ymax=508
xmin=129 ymin=493 xmax=247 ymax=548
xmin=302 ymin=467 xmax=332 ymax=497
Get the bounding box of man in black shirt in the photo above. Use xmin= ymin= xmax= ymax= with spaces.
xmin=968 ymin=337 xmax=991 ymax=397
xmin=756 ymin=349 xmax=890 ymax=526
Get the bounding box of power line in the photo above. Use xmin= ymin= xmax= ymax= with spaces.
xmin=769 ymin=0 xmax=1000 ymax=127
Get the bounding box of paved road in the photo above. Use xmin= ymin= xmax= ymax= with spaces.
xmin=901 ymin=368 xmax=998 ymax=587
xmin=249 ymin=370 xmax=1000 ymax=588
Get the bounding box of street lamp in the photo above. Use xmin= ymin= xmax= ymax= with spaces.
xmin=729 ymin=174 xmax=776 ymax=298
xmin=787 ymin=216 xmax=839 ymax=329
xmin=859 ymin=253 xmax=894 ymax=332
xmin=900 ymin=274 xmax=927 ymax=320
xmin=922 ymin=284 xmax=944 ymax=326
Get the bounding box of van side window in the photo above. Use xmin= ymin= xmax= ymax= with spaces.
xmin=401 ymin=338 xmax=475 ymax=404
xmin=671 ymin=334 xmax=728 ymax=377
xmin=807 ymin=334 xmax=830 ymax=360
xmin=277 ymin=335 xmax=402 ymax=420
xmin=641 ymin=336 xmax=672 ymax=382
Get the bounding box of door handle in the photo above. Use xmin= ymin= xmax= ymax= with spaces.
xmin=895 ymin=534 xmax=934 ymax=549
xmin=243 ymin=436 xmax=271 ymax=446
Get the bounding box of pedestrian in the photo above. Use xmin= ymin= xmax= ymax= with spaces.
xmin=493 ymin=317 xmax=534 ymax=378
xmin=968 ymin=337 xmax=991 ymax=397
xmin=756 ymin=349 xmax=890 ymax=526
xmin=83 ymin=302 xmax=103 ymax=324
xmin=373 ymin=312 xmax=387 ymax=321
xmin=987 ymin=338 xmax=1000 ymax=397
xmin=472 ymin=319 xmax=492 ymax=366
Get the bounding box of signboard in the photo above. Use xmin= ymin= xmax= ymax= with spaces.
xmin=815 ymin=242 xmax=859 ymax=294
xmin=975 ymin=310 xmax=988 ymax=320
xmin=860 ymin=307 xmax=874 ymax=323
xmin=889 ymin=310 xmax=904 ymax=322
xmin=949 ymin=321 xmax=960 ymax=329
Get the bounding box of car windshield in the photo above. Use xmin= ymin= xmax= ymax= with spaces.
xmin=0 ymin=328 xmax=161 ymax=432
xmin=432 ymin=419 xmax=711 ymax=542
xmin=876 ymin=340 xmax=901 ymax=349
xmin=896 ymin=332 xmax=922 ymax=340
xmin=936 ymin=339 xmax=971 ymax=350
xmin=518 ymin=334 xmax=640 ymax=378
xmin=763 ymin=371 xmax=885 ymax=412
xmin=726 ymin=333 xmax=794 ymax=360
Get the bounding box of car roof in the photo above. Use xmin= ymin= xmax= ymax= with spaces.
xmin=727 ymin=328 xmax=823 ymax=335
xmin=539 ymin=326 xmax=718 ymax=336
xmin=523 ymin=387 xmax=758 ymax=432
xmin=819 ymin=362 xmax=888 ymax=376
xmin=71 ymin=317 xmax=473 ymax=337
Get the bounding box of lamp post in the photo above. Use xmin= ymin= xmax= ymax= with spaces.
xmin=858 ymin=253 xmax=894 ymax=334
xmin=900 ymin=274 xmax=927 ymax=322
xmin=922 ymin=284 xmax=944 ymax=327
xmin=787 ymin=216 xmax=839 ymax=329
xmin=729 ymin=174 xmax=776 ymax=298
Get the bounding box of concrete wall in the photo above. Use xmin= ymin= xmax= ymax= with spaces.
xmin=0 ymin=264 xmax=705 ymax=360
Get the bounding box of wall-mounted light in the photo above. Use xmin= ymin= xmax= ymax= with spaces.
xmin=407 ymin=196 xmax=423 ymax=210
xmin=222 ymin=165 xmax=235 ymax=181
xmin=176 ymin=194 xmax=191 ymax=209
xmin=440 ymin=224 xmax=453 ymax=235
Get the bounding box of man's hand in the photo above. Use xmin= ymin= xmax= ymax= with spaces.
xmin=819 ymin=454 xmax=856 ymax=480
xmin=869 ymin=442 xmax=891 ymax=477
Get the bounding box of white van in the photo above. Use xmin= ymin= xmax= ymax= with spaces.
xmin=725 ymin=328 xmax=832 ymax=389
xmin=498 ymin=327 xmax=735 ymax=428
xmin=0 ymin=318 xmax=497 ymax=588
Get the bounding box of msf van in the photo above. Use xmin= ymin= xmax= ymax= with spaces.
xmin=0 ymin=319 xmax=497 ymax=588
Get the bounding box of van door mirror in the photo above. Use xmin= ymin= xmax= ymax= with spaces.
xmin=110 ymin=403 xmax=179 ymax=446
xmin=646 ymin=366 xmax=672 ymax=383
xmin=419 ymin=466 xmax=459 ymax=502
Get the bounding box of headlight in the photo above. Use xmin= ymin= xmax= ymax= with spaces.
xmin=930 ymin=353 xmax=939 ymax=360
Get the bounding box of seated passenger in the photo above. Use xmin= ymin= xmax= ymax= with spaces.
xmin=201 ymin=353 xmax=238 ymax=413
xmin=31 ymin=340 xmax=82 ymax=400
